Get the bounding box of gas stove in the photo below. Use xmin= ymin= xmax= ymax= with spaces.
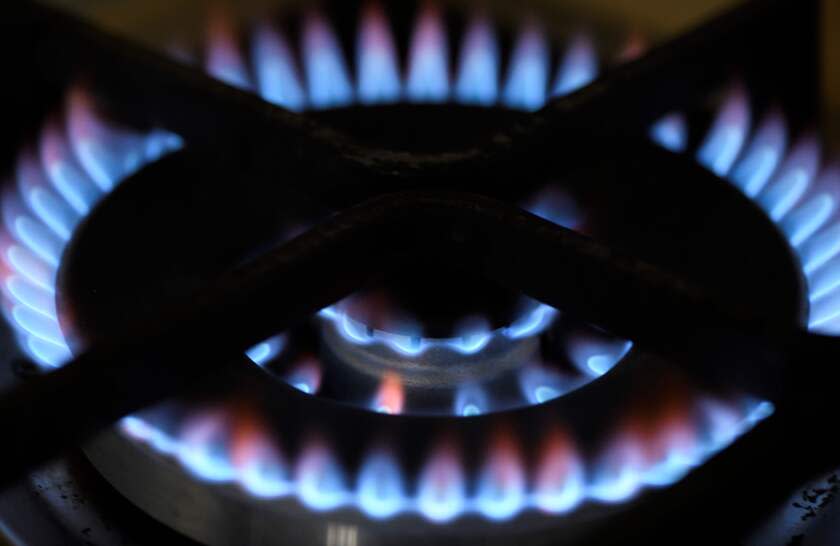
xmin=1 ymin=0 xmax=840 ymax=545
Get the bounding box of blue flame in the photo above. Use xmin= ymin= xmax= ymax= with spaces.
xmin=117 ymin=394 xmax=770 ymax=523
xmin=6 ymin=212 xmax=61 ymax=268
xmin=357 ymin=4 xmax=402 ymax=104
xmin=649 ymin=113 xmax=688 ymax=153
xmin=296 ymin=441 xmax=350 ymax=511
xmin=285 ymin=358 xmax=322 ymax=395
xmin=406 ymin=5 xmax=450 ymax=103
xmin=524 ymin=189 xmax=582 ymax=230
xmin=245 ymin=334 xmax=286 ymax=366
xmin=4 ymin=276 xmax=55 ymax=318
xmin=454 ymin=384 xmax=489 ymax=416
xmin=320 ymin=302 xmax=558 ymax=357
xmin=519 ymin=365 xmax=566 ymax=405
xmin=533 ymin=431 xmax=585 ymax=514
xmin=205 ymin=13 xmax=252 ymax=90
xmin=357 ymin=449 xmax=406 ymax=519
xmin=696 ymin=84 xmax=751 ymax=177
xmin=782 ymin=192 xmax=834 ymax=248
xmin=455 ymin=17 xmax=499 ymax=106
xmin=567 ymin=335 xmax=633 ymax=378
xmin=192 ymin=7 xmax=610 ymax=113
xmin=586 ymin=445 xmax=645 ymax=504
xmin=238 ymin=455 xmax=292 ymax=499
xmin=552 ymin=34 xmax=598 ymax=97
xmin=416 ymin=445 xmax=466 ymax=523
xmin=756 ymin=135 xmax=821 ymax=222
xmin=651 ymin=85 xmax=840 ymax=338
xmin=302 ymin=13 xmax=354 ymax=108
xmin=502 ymin=24 xmax=549 ymax=111
xmin=801 ymin=224 xmax=840 ymax=275
xmin=0 ymin=88 xmax=183 ymax=371
xmin=252 ymin=23 xmax=307 ymax=111
xmin=17 ymin=152 xmax=79 ymax=241
xmin=730 ymin=110 xmax=788 ymax=197
xmin=4 ymin=243 xmax=54 ymax=290
xmin=504 ymin=303 xmax=558 ymax=339
xmin=7 ymin=304 xmax=64 ymax=346
xmin=41 ymin=122 xmax=103 ymax=215
xmin=473 ymin=437 xmax=526 ymax=521
xmin=177 ymin=411 xmax=239 ymax=483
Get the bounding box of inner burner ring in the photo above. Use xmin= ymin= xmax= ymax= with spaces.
xmin=320 ymin=315 xmax=542 ymax=388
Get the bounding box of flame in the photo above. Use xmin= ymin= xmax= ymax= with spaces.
xmin=205 ymin=6 xmax=251 ymax=90
xmin=16 ymin=148 xmax=78 ymax=240
xmin=523 ymin=188 xmax=582 ymax=230
xmin=454 ymin=383 xmax=488 ymax=416
xmin=252 ymin=22 xmax=306 ymax=111
xmin=302 ymin=10 xmax=353 ymax=108
xmin=199 ymin=4 xmax=609 ymax=112
xmin=533 ymin=427 xmax=584 ymax=513
xmin=782 ymin=163 xmax=839 ymax=247
xmin=757 ymin=133 xmax=821 ymax=221
xmin=286 ymin=355 xmax=323 ymax=395
xmin=649 ymin=112 xmax=688 ymax=153
xmin=589 ymin=386 xmax=697 ymax=502
xmin=2 ymin=188 xmax=61 ymax=269
xmin=177 ymin=408 xmax=238 ymax=482
xmin=566 ymin=331 xmax=633 ymax=378
xmin=231 ymin=408 xmax=292 ymax=498
xmin=518 ymin=363 xmax=566 ymax=405
xmin=656 ymin=84 xmax=840 ymax=337
xmin=245 ymin=334 xmax=286 ymax=366
xmin=730 ymin=109 xmax=789 ymax=196
xmin=474 ymin=428 xmax=526 ymax=520
xmin=356 ymin=446 xmax=406 ymax=518
xmin=502 ymin=22 xmax=549 ymax=111
xmin=373 ymin=372 xmax=405 ymax=414
xmin=455 ymin=15 xmax=499 ymax=106
xmin=357 ymin=2 xmax=401 ymax=104
xmin=115 ymin=390 xmax=773 ymax=522
xmin=296 ymin=436 xmax=349 ymax=510
xmin=416 ymin=439 xmax=466 ymax=522
xmin=321 ymin=300 xmax=558 ymax=356
xmin=696 ymin=82 xmax=752 ymax=176
xmin=406 ymin=3 xmax=450 ymax=102
xmin=40 ymin=117 xmax=100 ymax=215
xmin=553 ymin=33 xmax=598 ymax=97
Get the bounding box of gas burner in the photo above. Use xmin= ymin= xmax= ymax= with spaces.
xmin=1 ymin=1 xmax=839 ymax=545
xmin=0 ymin=0 xmax=767 ymax=523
